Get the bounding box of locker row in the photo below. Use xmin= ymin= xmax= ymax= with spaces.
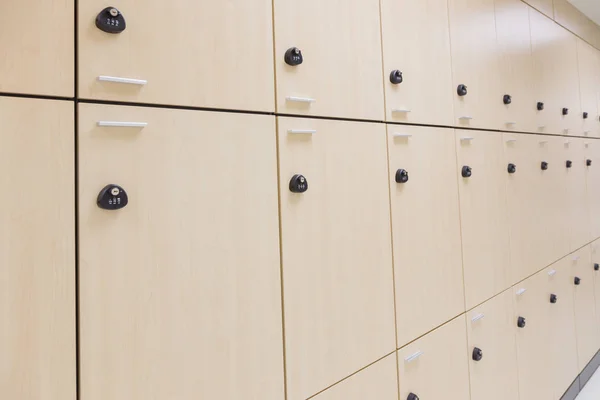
xmin=4 ymin=0 xmax=600 ymax=136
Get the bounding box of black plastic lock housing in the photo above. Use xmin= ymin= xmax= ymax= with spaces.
xmin=390 ymin=70 xmax=403 ymax=84
xmin=457 ymin=84 xmax=468 ymax=96
xmin=289 ymin=174 xmax=308 ymax=193
xmin=584 ymin=112 xmax=589 ymax=119
xmin=507 ymin=163 xmax=516 ymax=174
xmin=407 ymin=393 xmax=419 ymax=400
xmin=472 ymin=347 xmax=483 ymax=361
xmin=395 ymin=169 xmax=409 ymax=183
xmin=462 ymin=165 xmax=472 ymax=178
xmin=541 ymin=161 xmax=549 ymax=171
xmin=503 ymin=94 xmax=512 ymax=105
xmin=566 ymin=160 xmax=573 ymax=168
xmin=284 ymin=47 xmax=303 ymax=66
xmin=537 ymin=102 xmax=545 ymax=111
xmin=563 ymin=108 xmax=569 ymax=116
xmin=595 ymin=263 xmax=599 ymax=271
xmin=517 ymin=316 xmax=526 ymax=328
xmin=550 ymin=294 xmax=558 ymax=304
xmin=97 ymin=184 xmax=128 ymax=210
xmin=575 ymin=277 xmax=581 ymax=285
xmin=587 ymin=159 xmax=592 ymax=166
xmin=95 ymin=7 xmax=126 ymax=34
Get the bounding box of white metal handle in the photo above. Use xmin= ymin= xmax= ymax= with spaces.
xmin=548 ymin=269 xmax=557 ymax=276
xmin=471 ymin=313 xmax=485 ymax=322
xmin=404 ymin=351 xmax=424 ymax=363
xmin=539 ymin=126 xmax=546 ymax=129
xmin=286 ymin=96 xmax=316 ymax=103
xmin=506 ymin=122 xmax=517 ymax=125
xmin=288 ymin=129 xmax=316 ymax=135
xmin=392 ymin=108 xmax=412 ymax=113
xmin=539 ymin=140 xmax=548 ymax=144
xmin=460 ymin=137 xmax=474 ymax=141
xmin=564 ymin=140 xmax=571 ymax=145
xmin=393 ymin=133 xmax=412 ymax=138
xmin=516 ymin=288 xmax=527 ymax=296
xmin=506 ymin=138 xmax=518 ymax=143
xmin=98 ymin=75 xmax=147 ymax=85
xmin=573 ymin=256 xmax=580 ymax=261
xmin=459 ymin=116 xmax=473 ymax=120
xmin=97 ymin=121 xmax=148 ymax=128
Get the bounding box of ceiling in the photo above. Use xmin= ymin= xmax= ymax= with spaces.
xmin=568 ymin=0 xmax=600 ymax=26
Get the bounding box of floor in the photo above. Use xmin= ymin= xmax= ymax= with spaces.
xmin=577 ymin=368 xmax=600 ymax=399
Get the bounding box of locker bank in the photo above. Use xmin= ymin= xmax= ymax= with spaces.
xmin=3 ymin=0 xmax=600 ymax=399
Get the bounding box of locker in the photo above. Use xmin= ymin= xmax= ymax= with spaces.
xmin=587 ymin=141 xmax=600 ymax=240
xmin=565 ymin=138 xmax=590 ymax=251
xmin=79 ymin=0 xmax=275 ymax=111
xmin=398 ymin=315 xmax=470 ymax=400
xmin=448 ymin=0 xmax=502 ymax=130
xmin=387 ymin=125 xmax=464 ymax=347
xmin=513 ymin=271 xmax=554 ymax=400
xmin=273 ymin=0 xmax=384 ymax=120
xmin=521 ymin=0 xmax=554 ymax=19
xmin=592 ymin=241 xmax=600 ymax=331
xmin=78 ymin=105 xmax=284 ymax=400
xmin=455 ymin=130 xmax=510 ymax=309
xmin=311 ymin=355 xmax=398 ymax=400
xmin=0 ymin=98 xmax=75 ymax=400
xmin=494 ymin=0 xmax=536 ymax=132
xmin=577 ymin=39 xmax=600 ymax=138
xmin=571 ymin=246 xmax=598 ymax=370
xmin=466 ymin=290 xmax=519 ymax=400
xmin=277 ymin=117 xmax=395 ymax=400
xmin=0 ymin=0 xmax=73 ymax=97
xmin=545 ymin=136 xmax=571 ymax=262
xmin=379 ymin=0 xmax=454 ymax=126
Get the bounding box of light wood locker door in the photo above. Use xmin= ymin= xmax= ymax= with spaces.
xmin=398 ymin=315 xmax=470 ymax=400
xmin=310 ymin=355 xmax=398 ymax=400
xmin=566 ymin=138 xmax=590 ymax=250
xmin=521 ymin=0 xmax=554 ymax=18
xmin=592 ymin=241 xmax=600 ymax=331
xmin=273 ymin=0 xmax=384 ymax=120
xmin=495 ymin=0 xmax=536 ymax=132
xmin=0 ymin=98 xmax=75 ymax=400
xmin=388 ymin=125 xmax=464 ymax=348
xmin=278 ymin=117 xmax=395 ymax=400
xmin=586 ymin=140 xmax=600 ymax=241
xmin=79 ymin=0 xmax=275 ymax=111
xmin=380 ymin=0 xmax=454 ymax=126
xmin=545 ymin=260 xmax=579 ymax=398
xmin=456 ymin=130 xmax=510 ymax=309
xmin=577 ymin=39 xmax=600 ymax=138
xmin=513 ymin=271 xmax=554 ymax=400
xmin=571 ymin=246 xmax=599 ymax=370
xmin=448 ymin=0 xmax=502 ymax=130
xmin=78 ymin=105 xmax=284 ymax=400
xmin=466 ymin=290 xmax=519 ymax=400
xmin=545 ymin=136 xmax=571 ymax=262
xmin=0 ymin=1 xmax=73 ymax=97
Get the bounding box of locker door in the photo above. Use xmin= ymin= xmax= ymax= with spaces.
xmin=577 ymin=39 xmax=600 ymax=138
xmin=545 ymin=136 xmax=571 ymax=262
xmin=0 ymin=1 xmax=73 ymax=96
xmin=495 ymin=0 xmax=536 ymax=132
xmin=514 ymin=271 xmax=554 ymax=400
xmin=522 ymin=0 xmax=554 ymax=18
xmin=273 ymin=0 xmax=384 ymax=120
xmin=278 ymin=118 xmax=395 ymax=400
xmin=79 ymin=105 xmax=284 ymax=400
xmin=380 ymin=0 xmax=454 ymax=126
xmin=586 ymin=140 xmax=600 ymax=241
xmin=466 ymin=290 xmax=519 ymax=400
xmin=79 ymin=0 xmax=275 ymax=111
xmin=0 ymin=98 xmax=75 ymax=400
xmin=566 ymin=138 xmax=590 ymax=250
xmin=592 ymin=241 xmax=600 ymax=330
xmin=571 ymin=246 xmax=599 ymax=370
xmin=448 ymin=0 xmax=502 ymax=129
xmin=398 ymin=315 xmax=470 ymax=400
xmin=310 ymin=355 xmax=398 ymax=400
xmin=388 ymin=126 xmax=464 ymax=347
xmin=456 ymin=130 xmax=510 ymax=309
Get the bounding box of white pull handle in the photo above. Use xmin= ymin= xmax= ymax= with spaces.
xmin=539 ymin=125 xmax=546 ymax=129
xmin=573 ymin=256 xmax=580 ymax=261
xmin=460 ymin=137 xmax=474 ymax=141
xmin=286 ymin=96 xmax=316 ymax=103
xmin=471 ymin=313 xmax=485 ymax=322
xmin=506 ymin=138 xmax=518 ymax=143
xmin=97 ymin=121 xmax=148 ymax=128
xmin=404 ymin=351 xmax=424 ymax=363
xmin=506 ymin=122 xmax=517 ymax=125
xmin=548 ymin=269 xmax=557 ymax=276
xmin=459 ymin=116 xmax=473 ymax=120
xmin=516 ymin=288 xmax=527 ymax=296
xmin=288 ymin=129 xmax=316 ymax=135
xmin=392 ymin=108 xmax=412 ymax=113
xmin=539 ymin=140 xmax=548 ymax=144
xmin=564 ymin=140 xmax=570 ymax=145
xmin=98 ymin=75 xmax=147 ymax=85
xmin=393 ymin=133 xmax=412 ymax=138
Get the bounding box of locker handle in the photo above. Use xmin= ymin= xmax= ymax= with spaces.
xmin=286 ymin=96 xmax=316 ymax=103
xmin=548 ymin=269 xmax=557 ymax=276
xmin=471 ymin=313 xmax=485 ymax=322
xmin=506 ymin=122 xmax=517 ymax=125
xmin=459 ymin=116 xmax=473 ymax=120
xmin=516 ymin=288 xmax=527 ymax=296
xmin=97 ymin=121 xmax=148 ymax=128
xmin=538 ymin=125 xmax=546 ymax=129
xmin=539 ymin=140 xmax=548 ymax=144
xmin=288 ymin=129 xmax=316 ymax=135
xmin=506 ymin=138 xmax=518 ymax=143
xmin=404 ymin=351 xmax=424 ymax=363
xmin=393 ymin=133 xmax=413 ymax=138
xmin=584 ymin=131 xmax=591 ymax=135
xmin=392 ymin=108 xmax=412 ymax=113
xmin=98 ymin=75 xmax=147 ymax=85
xmin=573 ymin=256 xmax=580 ymax=261
xmin=564 ymin=140 xmax=571 ymax=145
xmin=460 ymin=137 xmax=474 ymax=141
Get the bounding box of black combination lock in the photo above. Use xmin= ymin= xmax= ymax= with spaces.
xmin=289 ymin=174 xmax=308 ymax=193
xmin=97 ymin=184 xmax=128 ymax=210
xmin=550 ymin=294 xmax=558 ymax=304
xmin=566 ymin=160 xmax=572 ymax=169
xmin=574 ymin=277 xmax=581 ymax=285
xmin=472 ymin=347 xmax=483 ymax=361
xmin=395 ymin=169 xmax=409 ymax=183
xmin=95 ymin=7 xmax=126 ymax=34
xmin=562 ymin=108 xmax=569 ymax=116
xmin=284 ymin=47 xmax=303 ymax=66
xmin=517 ymin=316 xmax=526 ymax=328
xmin=584 ymin=112 xmax=589 ymax=119
xmin=541 ymin=161 xmax=549 ymax=171
xmin=587 ymin=159 xmax=592 ymax=167
xmin=457 ymin=84 xmax=468 ymax=96
xmin=407 ymin=393 xmax=419 ymax=400
xmin=595 ymin=263 xmax=599 ymax=271
xmin=537 ymin=102 xmax=545 ymax=111
xmin=462 ymin=165 xmax=472 ymax=178
xmin=390 ymin=70 xmax=403 ymax=84
xmin=503 ymin=94 xmax=512 ymax=105
xmin=507 ymin=163 xmax=516 ymax=174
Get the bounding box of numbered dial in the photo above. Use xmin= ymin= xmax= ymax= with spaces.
xmin=289 ymin=174 xmax=308 ymax=193
xmin=95 ymin=7 xmax=126 ymax=34
xmin=97 ymin=184 xmax=128 ymax=210
xmin=284 ymin=47 xmax=303 ymax=66
xmin=407 ymin=393 xmax=419 ymax=400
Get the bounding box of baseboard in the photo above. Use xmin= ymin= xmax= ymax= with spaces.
xmin=561 ymin=350 xmax=600 ymax=400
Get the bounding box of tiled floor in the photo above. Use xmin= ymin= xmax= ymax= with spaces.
xmin=577 ymin=368 xmax=600 ymax=399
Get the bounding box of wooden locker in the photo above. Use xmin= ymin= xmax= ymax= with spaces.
xmin=521 ymin=0 xmax=554 ymax=19
xmin=577 ymin=39 xmax=600 ymax=138
xmin=545 ymin=136 xmax=571 ymax=262
xmin=588 ymin=141 xmax=600 ymax=240
xmin=466 ymin=290 xmax=519 ymax=400
xmin=380 ymin=0 xmax=454 ymax=126
xmin=571 ymin=246 xmax=599 ymax=370
xmin=0 ymin=98 xmax=75 ymax=400
xmin=513 ymin=271 xmax=554 ymax=400
xmin=310 ymin=355 xmax=398 ymax=400
xmin=494 ymin=0 xmax=536 ymax=132
xmin=592 ymin=241 xmax=600 ymax=332
xmin=78 ymin=105 xmax=285 ymax=400
xmin=398 ymin=315 xmax=470 ymax=400
xmin=387 ymin=125 xmax=464 ymax=348
xmin=277 ymin=117 xmax=395 ymax=400
xmin=456 ymin=130 xmax=511 ymax=309
xmin=565 ymin=138 xmax=590 ymax=251
xmin=79 ymin=0 xmax=275 ymax=111
xmin=448 ymin=0 xmax=502 ymax=130
xmin=273 ymin=0 xmax=384 ymax=120
xmin=0 ymin=0 xmax=73 ymax=97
